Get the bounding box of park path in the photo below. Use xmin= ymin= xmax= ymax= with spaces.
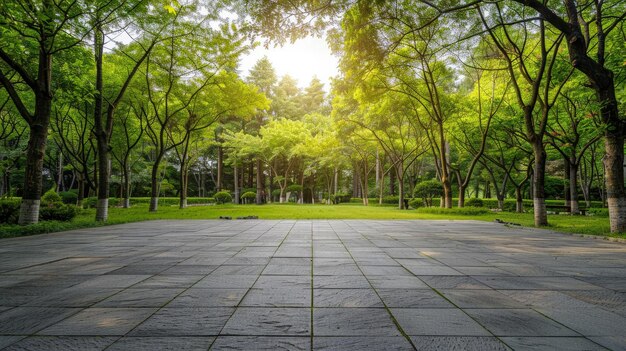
xmin=0 ymin=220 xmax=625 ymax=350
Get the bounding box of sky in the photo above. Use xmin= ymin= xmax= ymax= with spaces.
xmin=239 ymin=36 xmax=340 ymax=91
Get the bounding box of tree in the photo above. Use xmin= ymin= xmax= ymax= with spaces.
xmin=477 ymin=4 xmax=572 ymax=226
xmin=511 ymin=0 xmax=626 ymax=232
xmin=0 ymin=0 xmax=90 ymax=224
xmin=546 ymin=90 xmax=602 ymax=214
xmin=142 ymin=4 xmax=245 ymax=212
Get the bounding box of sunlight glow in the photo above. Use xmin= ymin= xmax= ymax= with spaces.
xmin=240 ymin=36 xmax=339 ymax=90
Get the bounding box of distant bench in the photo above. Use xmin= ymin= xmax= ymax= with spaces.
xmin=546 ymin=204 xmax=587 ymax=215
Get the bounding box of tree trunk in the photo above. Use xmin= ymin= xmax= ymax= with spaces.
xmin=397 ymin=166 xmax=405 ymax=209
xmin=442 ymin=178 xmax=452 ymax=208
xmin=458 ymin=185 xmax=466 ymax=208
xmin=216 ymin=145 xmax=223 ymax=191
xmin=333 ymin=167 xmax=339 ymax=196
xmin=179 ymin=168 xmax=188 ymax=209
xmin=149 ymin=159 xmax=161 ymax=212
xmin=18 ymin=122 xmax=49 ymax=225
xmin=604 ymin=134 xmax=626 ymax=230
xmin=122 ymin=159 xmax=131 ymax=208
xmin=256 ymin=159 xmax=263 ymax=205
xmin=564 ymin=158 xmax=571 ymax=207
xmin=515 ymin=187 xmax=524 ymax=213
xmin=389 ymin=166 xmax=396 ymax=195
xmin=56 ymin=152 xmax=63 ymax=192
xmin=532 ymin=142 xmax=548 ymax=226
xmin=233 ymin=162 xmax=239 ymax=204
xmin=569 ymin=160 xmax=579 ymax=215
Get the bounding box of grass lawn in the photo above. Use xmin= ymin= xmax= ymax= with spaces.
xmin=1 ymin=202 xmax=620 ymax=240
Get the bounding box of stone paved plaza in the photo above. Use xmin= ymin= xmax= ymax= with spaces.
xmin=1 ymin=220 xmax=625 ymax=350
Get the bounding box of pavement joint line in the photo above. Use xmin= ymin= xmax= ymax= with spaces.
xmin=2 ymin=219 xmax=626 ymax=350
xmin=335 ymin=220 xmax=419 ymax=351
xmin=207 ymin=220 xmax=297 ymax=350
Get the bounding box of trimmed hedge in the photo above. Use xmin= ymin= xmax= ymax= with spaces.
xmin=82 ymin=197 xmax=215 ymax=208
xmin=214 ymin=191 xmax=232 ymax=204
xmin=0 ymin=199 xmax=20 ymax=224
xmin=416 ymin=207 xmax=490 ymax=215
xmin=39 ymin=203 xmax=79 ymax=221
xmin=464 ymin=198 xmax=484 ymax=207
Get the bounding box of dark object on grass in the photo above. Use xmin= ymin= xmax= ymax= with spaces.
xmin=219 ymin=216 xmax=232 ymax=220
xmin=494 ymin=218 xmax=521 ymax=226
xmin=237 ymin=216 xmax=258 ymax=219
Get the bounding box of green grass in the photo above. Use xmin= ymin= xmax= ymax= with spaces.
xmin=0 ymin=202 xmax=621 ymax=240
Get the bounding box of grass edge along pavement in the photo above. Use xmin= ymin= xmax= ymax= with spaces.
xmin=0 ymin=202 xmax=620 ymax=240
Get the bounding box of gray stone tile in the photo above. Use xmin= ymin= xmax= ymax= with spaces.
xmin=441 ymin=289 xmax=522 ymax=308
xmin=313 ymin=275 xmax=370 ymax=289
xmin=25 ymin=288 xmax=120 ymax=307
xmin=313 ymin=288 xmax=382 ymax=307
xmin=391 ymin=308 xmax=490 ymax=336
xmin=465 ymin=309 xmax=579 ymax=337
xmin=131 ymin=307 xmax=234 ymax=336
xmin=168 ymin=288 xmax=247 ymax=307
xmin=313 ymin=336 xmax=414 ymax=350
xmin=0 ymin=336 xmax=25 ymax=349
xmin=314 ymin=308 xmax=400 ymax=336
xmin=241 ymin=288 xmax=310 ymax=307
xmin=38 ymin=307 xmax=156 ymax=336
xmin=194 ymin=275 xmax=258 ymax=289
xmin=133 ymin=274 xmax=204 ymax=288
xmin=73 ymin=275 xmax=151 ymax=289
xmin=211 ymin=265 xmax=265 ymax=275
xmin=500 ymin=336 xmax=605 ymax=350
xmin=313 ymin=263 xmax=362 ymax=276
xmin=0 ymin=307 xmax=80 ymax=334
xmin=1 ymin=219 xmax=626 ymax=344
xmin=110 ymin=264 xmax=173 ymax=275
xmin=221 ymin=307 xmax=310 ymax=336
xmin=359 ymin=265 xmax=412 ymax=276
xmin=263 ymin=264 xmax=311 ymax=275
xmin=410 ymin=336 xmax=510 ymax=350
xmin=253 ymin=275 xmax=311 ymax=289
xmin=368 ymin=276 xmax=429 ymax=289
xmin=210 ymin=336 xmax=309 ymax=350
xmin=162 ymin=265 xmax=218 ymax=275
xmin=106 ymin=336 xmax=214 ymax=351
xmin=94 ymin=288 xmax=183 ymax=307
xmin=475 ymin=276 xmax=603 ymax=290
xmin=377 ymin=289 xmax=453 ymax=308
xmin=418 ymin=275 xmax=491 ymax=289
xmin=3 ymin=336 xmax=116 ymax=351
xmin=535 ymin=307 xmax=626 ymax=336
xmin=589 ymin=336 xmax=626 ymax=350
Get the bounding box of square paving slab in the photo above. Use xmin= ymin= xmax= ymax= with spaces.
xmin=0 ymin=219 xmax=625 ymax=350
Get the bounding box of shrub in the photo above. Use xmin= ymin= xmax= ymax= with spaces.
xmin=408 ymin=198 xmax=423 ymax=209
xmin=382 ymin=195 xmax=400 ymax=205
xmin=502 ymin=201 xmax=518 ymax=212
xmin=214 ymin=191 xmax=232 ymax=204
xmin=414 ymin=180 xmax=443 ymax=207
xmin=82 ymin=197 xmax=97 ymax=209
xmin=41 ymin=188 xmax=62 ymax=204
xmin=588 ymin=208 xmax=609 ymax=217
xmin=331 ymin=192 xmax=351 ymax=204
xmin=59 ymin=191 xmax=78 ymax=205
xmin=465 ymin=198 xmax=484 ymax=207
xmin=241 ymin=191 xmax=256 ymax=204
xmin=416 ymin=207 xmax=490 ymax=215
xmin=0 ymin=199 xmax=20 ymax=224
xmin=286 ymin=184 xmax=303 ymax=193
xmin=39 ymin=202 xmax=78 ymax=221
xmin=241 ymin=188 xmax=256 ymax=195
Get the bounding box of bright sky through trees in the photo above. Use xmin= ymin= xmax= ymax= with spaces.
xmin=240 ymin=36 xmax=338 ymax=90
